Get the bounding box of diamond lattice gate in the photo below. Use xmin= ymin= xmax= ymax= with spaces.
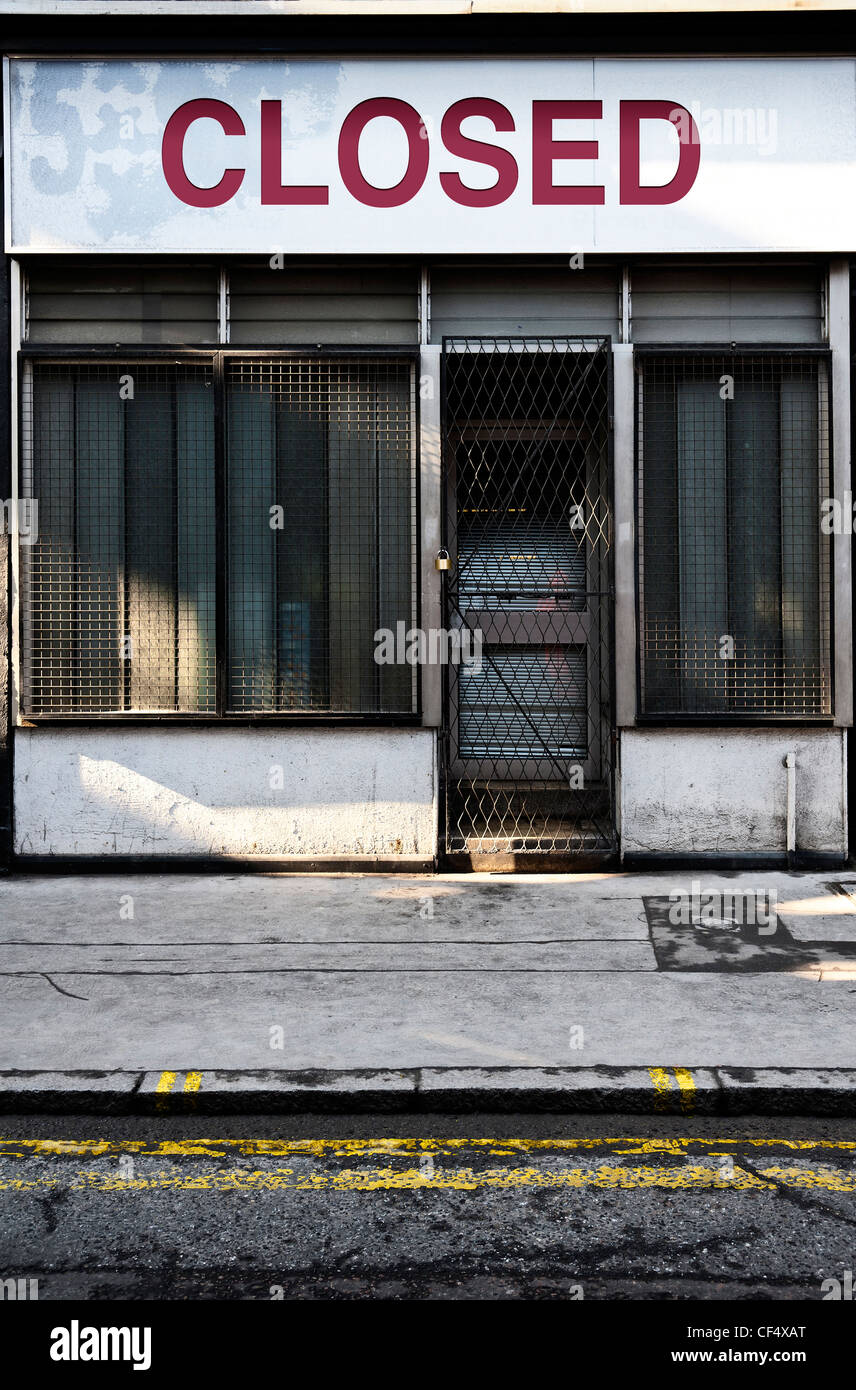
xmin=440 ymin=337 xmax=616 ymax=867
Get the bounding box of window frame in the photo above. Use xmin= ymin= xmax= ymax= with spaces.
xmin=634 ymin=343 xmax=835 ymax=726
xmin=16 ymin=344 xmax=422 ymax=728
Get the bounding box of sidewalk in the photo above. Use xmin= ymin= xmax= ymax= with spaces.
xmin=1 ymin=868 xmax=856 ymax=1113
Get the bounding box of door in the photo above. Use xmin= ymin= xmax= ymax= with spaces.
xmin=441 ymin=337 xmax=615 ymax=865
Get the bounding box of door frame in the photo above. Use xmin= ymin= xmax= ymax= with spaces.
xmin=438 ymin=335 xmax=617 ymax=866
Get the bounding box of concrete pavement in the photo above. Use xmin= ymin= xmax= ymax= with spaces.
xmin=1 ymin=868 xmax=856 ymax=1111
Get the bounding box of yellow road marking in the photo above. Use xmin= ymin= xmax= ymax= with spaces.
xmin=647 ymin=1067 xmax=697 ymax=1112
xmin=155 ymin=1070 xmax=179 ymax=1113
xmin=647 ymin=1068 xmax=672 ymax=1092
xmin=648 ymin=1066 xmax=674 ymax=1110
xmin=2 ymin=1136 xmax=855 ymax=1159
xmin=0 ymin=1162 xmax=853 ymax=1193
xmin=673 ymin=1067 xmax=696 ymax=1113
xmin=183 ymin=1072 xmax=202 ymax=1093
xmin=0 ymin=1137 xmax=854 ymax=1194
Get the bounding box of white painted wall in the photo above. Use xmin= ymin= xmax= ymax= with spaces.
xmin=14 ymin=728 xmax=437 ymax=859
xmin=619 ymin=728 xmax=847 ymax=857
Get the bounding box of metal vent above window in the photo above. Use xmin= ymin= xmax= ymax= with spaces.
xmin=25 ymin=263 xmax=219 ymax=345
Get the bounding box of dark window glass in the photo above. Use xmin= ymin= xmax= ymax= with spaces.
xmin=225 ymin=357 xmax=415 ymax=713
xmin=23 ymin=361 xmax=216 ymax=713
xmin=638 ymin=353 xmax=831 ymax=716
xmin=22 ymin=356 xmax=416 ymax=717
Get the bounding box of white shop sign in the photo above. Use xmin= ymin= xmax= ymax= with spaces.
xmin=4 ymin=56 xmax=855 ymax=254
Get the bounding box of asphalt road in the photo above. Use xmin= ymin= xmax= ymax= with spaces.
xmin=1 ymin=1113 xmax=855 ymax=1301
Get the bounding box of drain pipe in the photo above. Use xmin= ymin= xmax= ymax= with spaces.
xmin=784 ymin=752 xmax=796 ymax=868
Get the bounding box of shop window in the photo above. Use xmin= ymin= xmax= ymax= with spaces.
xmin=638 ymin=351 xmax=831 ymax=718
xmin=20 ymin=355 xmax=416 ymax=718
xmin=225 ymin=357 xmax=414 ymax=713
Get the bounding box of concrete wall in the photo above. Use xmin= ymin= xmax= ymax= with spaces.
xmin=619 ymin=728 xmax=847 ymax=858
xmin=13 ymin=727 xmax=437 ymax=860
xmin=14 ymin=725 xmax=848 ymax=863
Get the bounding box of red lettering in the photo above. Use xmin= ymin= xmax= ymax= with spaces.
xmin=261 ymin=100 xmax=329 ymax=205
xmin=159 ymin=94 xmax=703 ymax=216
xmin=439 ymin=98 xmax=518 ymax=208
xmin=619 ymin=100 xmax=700 ymax=204
xmin=532 ymin=100 xmax=604 ymax=205
xmin=337 ymin=98 xmax=429 ymax=208
xmin=161 ymin=99 xmax=245 ymax=208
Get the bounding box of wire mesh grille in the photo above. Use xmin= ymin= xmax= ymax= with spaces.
xmin=22 ymin=360 xmax=217 ymax=714
xmin=22 ymin=355 xmax=417 ymax=717
xmin=638 ymin=353 xmax=831 ymax=716
xmin=442 ymin=338 xmax=614 ymax=857
xmin=225 ymin=357 xmax=416 ymax=713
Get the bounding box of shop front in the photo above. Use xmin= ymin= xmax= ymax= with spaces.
xmin=2 ymin=40 xmax=853 ymax=868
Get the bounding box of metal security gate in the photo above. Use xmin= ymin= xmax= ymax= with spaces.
xmin=440 ymin=337 xmax=615 ymax=865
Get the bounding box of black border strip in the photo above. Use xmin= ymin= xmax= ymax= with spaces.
xmin=2 ymin=9 xmax=854 ymax=59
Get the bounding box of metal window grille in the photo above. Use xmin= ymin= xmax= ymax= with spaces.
xmin=225 ymin=356 xmax=416 ymax=713
xmin=442 ymin=337 xmax=615 ymax=858
xmin=22 ymin=360 xmax=217 ymax=714
xmin=21 ymin=355 xmax=417 ymax=717
xmin=638 ymin=352 xmax=832 ymax=717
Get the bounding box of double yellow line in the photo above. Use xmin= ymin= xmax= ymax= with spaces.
xmin=648 ymin=1067 xmax=697 ymax=1111
xmin=156 ymin=1071 xmax=202 ymax=1094
xmin=155 ymin=1070 xmax=202 ymax=1110
xmin=1 ymin=1135 xmax=854 ymax=1193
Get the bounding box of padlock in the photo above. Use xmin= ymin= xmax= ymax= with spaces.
xmin=434 ymin=548 xmax=452 ymax=572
